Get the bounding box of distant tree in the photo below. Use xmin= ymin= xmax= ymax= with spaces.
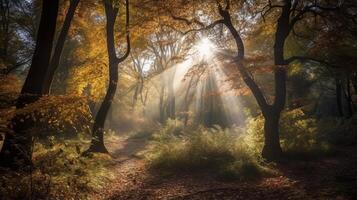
xmin=0 ymin=0 xmax=38 ymax=74
xmin=147 ymin=28 xmax=189 ymax=123
xmin=304 ymin=0 xmax=357 ymax=118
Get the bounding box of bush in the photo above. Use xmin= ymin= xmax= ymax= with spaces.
xmin=146 ymin=119 xmax=264 ymax=180
xmin=0 ymin=135 xmax=116 ymax=199
xmin=18 ymin=95 xmax=93 ymax=136
xmin=317 ymin=116 xmax=357 ymax=145
xmin=245 ymin=109 xmax=352 ymax=157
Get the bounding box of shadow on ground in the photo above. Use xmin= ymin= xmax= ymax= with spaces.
xmin=90 ymin=135 xmax=357 ymax=200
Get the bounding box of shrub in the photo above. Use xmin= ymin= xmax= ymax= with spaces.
xmin=146 ymin=119 xmax=264 ymax=180
xmin=0 ymin=95 xmax=93 ymax=140
xmin=317 ymin=116 xmax=357 ymax=145
xmin=0 ymin=135 xmax=116 ymax=199
xmin=245 ymin=109 xmax=340 ymax=157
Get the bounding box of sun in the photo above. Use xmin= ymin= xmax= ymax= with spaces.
xmin=195 ymin=37 xmax=215 ymax=59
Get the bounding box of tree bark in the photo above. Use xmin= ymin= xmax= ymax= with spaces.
xmin=86 ymin=65 xmax=118 ymax=153
xmin=166 ymin=69 xmax=176 ymax=119
xmin=260 ymin=0 xmax=292 ymax=161
xmin=182 ymin=76 xmax=196 ymax=125
xmin=217 ymin=3 xmax=284 ymax=160
xmin=262 ymin=110 xmax=283 ymax=160
xmin=43 ymin=0 xmax=80 ymax=93
xmin=159 ymin=84 xmax=166 ymax=123
xmin=0 ymin=0 xmax=59 ymax=168
xmin=352 ymin=72 xmax=357 ymax=94
xmin=336 ymin=78 xmax=344 ymax=117
xmin=346 ymin=75 xmax=353 ymax=118
xmin=85 ymin=0 xmax=130 ymax=154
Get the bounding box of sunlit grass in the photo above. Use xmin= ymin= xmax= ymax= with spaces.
xmin=0 ymin=135 xmax=117 ymax=199
xmin=145 ymin=119 xmax=267 ymax=180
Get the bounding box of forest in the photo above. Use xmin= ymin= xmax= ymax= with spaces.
xmin=0 ymin=0 xmax=357 ymax=199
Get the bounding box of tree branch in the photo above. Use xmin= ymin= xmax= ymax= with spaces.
xmin=285 ymin=56 xmax=339 ymax=68
xmin=117 ymin=0 xmax=130 ymax=63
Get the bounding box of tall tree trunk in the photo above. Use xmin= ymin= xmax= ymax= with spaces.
xmin=85 ymin=0 xmax=130 ymax=154
xmin=260 ymin=0 xmax=292 ymax=160
xmin=217 ymin=3 xmax=283 ymax=160
xmin=132 ymin=84 xmax=140 ymax=109
xmin=140 ymin=84 xmax=148 ymax=116
xmin=166 ymin=69 xmax=176 ymax=119
xmin=262 ymin=110 xmax=282 ymax=159
xmin=346 ymin=75 xmax=353 ymax=118
xmin=182 ymin=76 xmax=195 ymax=126
xmin=0 ymin=0 xmax=10 ymax=72
xmin=159 ymin=84 xmax=165 ymax=123
xmin=352 ymin=72 xmax=357 ymax=94
xmin=43 ymin=0 xmax=80 ymax=93
xmin=0 ymin=0 xmax=59 ymax=168
xmin=352 ymin=72 xmax=357 ymax=111
xmin=336 ymin=78 xmax=344 ymax=117
xmin=86 ymin=65 xmax=118 ymax=153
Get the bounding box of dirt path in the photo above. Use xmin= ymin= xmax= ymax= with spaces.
xmin=90 ymin=137 xmax=357 ymax=200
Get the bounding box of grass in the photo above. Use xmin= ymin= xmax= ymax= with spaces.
xmin=128 ymin=130 xmax=154 ymax=140
xmin=0 ymin=134 xmax=116 ymax=200
xmin=145 ymin=112 xmax=357 ymax=179
xmin=145 ymin=119 xmax=266 ymax=180
xmin=1 ymin=110 xmax=355 ymax=199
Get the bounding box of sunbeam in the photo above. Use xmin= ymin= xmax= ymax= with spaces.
xmin=195 ymin=37 xmax=215 ymax=59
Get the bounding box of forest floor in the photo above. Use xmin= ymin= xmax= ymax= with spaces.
xmin=90 ymin=134 xmax=357 ymax=200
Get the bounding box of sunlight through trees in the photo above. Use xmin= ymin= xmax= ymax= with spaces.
xmin=0 ymin=0 xmax=356 ymax=199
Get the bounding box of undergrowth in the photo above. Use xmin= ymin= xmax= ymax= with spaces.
xmin=246 ymin=109 xmax=336 ymax=158
xmin=0 ymin=135 xmax=116 ymax=200
xmin=146 ymin=111 xmax=357 ymax=179
xmin=145 ymin=119 xmax=267 ymax=180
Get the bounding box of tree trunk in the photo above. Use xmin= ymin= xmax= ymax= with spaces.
xmin=84 ymin=0 xmax=130 ymax=154
xmin=159 ymin=84 xmax=165 ymax=123
xmin=352 ymin=72 xmax=357 ymax=94
xmin=336 ymin=78 xmax=344 ymax=117
xmin=218 ymin=4 xmax=284 ymax=160
xmin=182 ymin=76 xmax=195 ymax=126
xmin=0 ymin=0 xmax=59 ymax=168
xmin=132 ymin=84 xmax=139 ymax=109
xmin=262 ymin=0 xmax=291 ymax=161
xmin=0 ymin=0 xmax=10 ymax=72
xmin=166 ymin=70 xmax=176 ymax=119
xmin=262 ymin=111 xmax=283 ymax=161
xmin=85 ymin=65 xmax=118 ymax=154
xmin=346 ymin=75 xmax=353 ymax=118
xmin=43 ymin=0 xmax=80 ymax=93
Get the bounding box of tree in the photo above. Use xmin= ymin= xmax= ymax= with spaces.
xmin=147 ymin=28 xmax=188 ymax=123
xmin=0 ymin=0 xmax=60 ymax=168
xmin=257 ymin=0 xmax=349 ymax=159
xmin=299 ymin=0 xmax=357 ymax=118
xmin=166 ymin=0 xmax=349 ymax=160
xmin=0 ymin=0 xmax=38 ymax=74
xmin=43 ymin=0 xmax=80 ymax=93
xmin=85 ymin=0 xmax=130 ymax=153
